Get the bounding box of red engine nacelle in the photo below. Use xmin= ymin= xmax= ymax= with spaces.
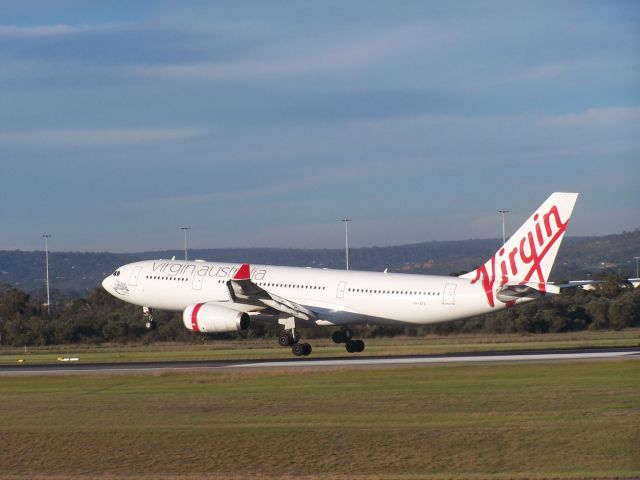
xmin=183 ymin=303 xmax=250 ymax=333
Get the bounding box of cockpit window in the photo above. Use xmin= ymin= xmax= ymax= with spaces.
xmin=112 ymin=270 xmax=121 ymax=276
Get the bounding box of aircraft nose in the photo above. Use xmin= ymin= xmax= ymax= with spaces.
xmin=102 ymin=275 xmax=112 ymax=292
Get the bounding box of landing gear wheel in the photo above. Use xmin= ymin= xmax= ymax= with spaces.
xmin=292 ymin=342 xmax=312 ymax=357
xmin=278 ymin=333 xmax=293 ymax=347
xmin=332 ymin=330 xmax=346 ymax=343
xmin=145 ymin=319 xmax=157 ymax=331
xmin=345 ymin=339 xmax=365 ymax=353
xmin=332 ymin=328 xmax=353 ymax=344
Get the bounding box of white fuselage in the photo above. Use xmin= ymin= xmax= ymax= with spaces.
xmin=102 ymin=193 xmax=579 ymax=337
xmin=103 ymin=259 xmax=509 ymax=327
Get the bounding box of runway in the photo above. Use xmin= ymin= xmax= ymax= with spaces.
xmin=1 ymin=346 xmax=638 ymax=375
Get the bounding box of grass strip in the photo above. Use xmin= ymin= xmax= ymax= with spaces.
xmin=0 ymin=360 xmax=638 ymax=479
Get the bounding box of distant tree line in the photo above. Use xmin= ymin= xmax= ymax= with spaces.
xmin=0 ymin=278 xmax=638 ymax=347
xmin=2 ymin=229 xmax=638 ymax=295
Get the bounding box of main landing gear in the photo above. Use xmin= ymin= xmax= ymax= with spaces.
xmin=332 ymin=327 xmax=365 ymax=353
xmin=143 ymin=306 xmax=156 ymax=330
xmin=278 ymin=329 xmax=312 ymax=357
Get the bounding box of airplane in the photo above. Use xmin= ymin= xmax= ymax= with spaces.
xmin=102 ymin=192 xmax=578 ymax=356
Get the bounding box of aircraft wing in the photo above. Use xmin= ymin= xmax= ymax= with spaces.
xmin=225 ymin=264 xmax=318 ymax=322
xmin=561 ymin=280 xmax=605 ymax=289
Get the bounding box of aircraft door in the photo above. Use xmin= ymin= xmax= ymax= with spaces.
xmin=442 ymin=283 xmax=456 ymax=305
xmin=192 ymin=273 xmax=204 ymax=290
xmin=129 ymin=266 xmax=142 ymax=286
xmin=336 ymin=281 xmax=346 ymax=299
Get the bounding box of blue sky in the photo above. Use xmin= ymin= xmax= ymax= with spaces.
xmin=1 ymin=1 xmax=638 ymax=252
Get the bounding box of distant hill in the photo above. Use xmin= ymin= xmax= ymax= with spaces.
xmin=1 ymin=229 xmax=638 ymax=296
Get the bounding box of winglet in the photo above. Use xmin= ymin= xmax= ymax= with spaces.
xmin=234 ymin=263 xmax=251 ymax=280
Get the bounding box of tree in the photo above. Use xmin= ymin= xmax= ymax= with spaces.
xmin=586 ymin=297 xmax=609 ymax=330
xmin=608 ymin=290 xmax=640 ymax=330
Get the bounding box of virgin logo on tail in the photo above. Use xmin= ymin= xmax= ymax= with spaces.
xmin=464 ymin=194 xmax=577 ymax=307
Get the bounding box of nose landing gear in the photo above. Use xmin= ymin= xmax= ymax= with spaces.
xmin=143 ymin=307 xmax=156 ymax=330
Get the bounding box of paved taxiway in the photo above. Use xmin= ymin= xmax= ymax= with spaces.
xmin=1 ymin=347 xmax=638 ymax=375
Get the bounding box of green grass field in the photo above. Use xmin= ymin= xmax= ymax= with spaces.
xmin=1 ymin=329 xmax=639 ymax=365
xmin=0 ymin=359 xmax=638 ymax=480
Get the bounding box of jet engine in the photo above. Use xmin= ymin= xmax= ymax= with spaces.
xmin=183 ymin=303 xmax=250 ymax=333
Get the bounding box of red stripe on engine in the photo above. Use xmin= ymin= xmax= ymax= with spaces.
xmin=191 ymin=303 xmax=204 ymax=332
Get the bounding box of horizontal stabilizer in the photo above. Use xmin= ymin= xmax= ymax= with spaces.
xmin=495 ymin=282 xmax=560 ymax=303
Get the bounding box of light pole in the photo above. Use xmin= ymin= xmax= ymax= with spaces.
xmin=635 ymin=257 xmax=640 ymax=279
xmin=498 ymin=210 xmax=509 ymax=245
xmin=181 ymin=227 xmax=191 ymax=260
xmin=42 ymin=234 xmax=51 ymax=315
xmin=341 ymin=219 xmax=351 ymax=270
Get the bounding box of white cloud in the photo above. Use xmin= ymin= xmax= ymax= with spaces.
xmin=0 ymin=127 xmax=208 ymax=149
xmin=209 ymin=106 xmax=640 ymax=172
xmin=121 ymin=183 xmax=292 ymax=212
xmin=0 ymin=24 xmax=97 ymax=37
xmin=131 ymin=23 xmax=442 ymax=81
xmin=5 ymin=107 xmax=634 ymax=171
xmin=486 ymin=56 xmax=634 ymax=88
